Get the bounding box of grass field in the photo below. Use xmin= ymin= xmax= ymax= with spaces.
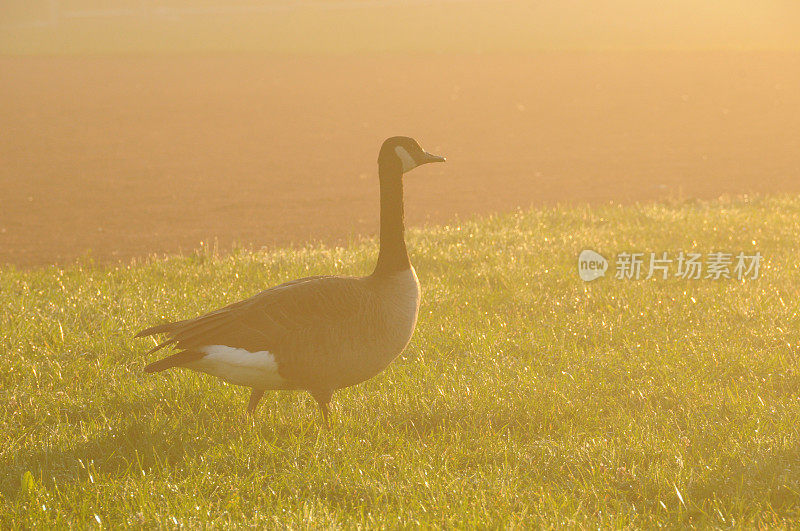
xmin=2 ymin=195 xmax=800 ymax=526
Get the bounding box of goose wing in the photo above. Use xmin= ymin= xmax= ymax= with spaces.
xmin=138 ymin=275 xmax=377 ymax=386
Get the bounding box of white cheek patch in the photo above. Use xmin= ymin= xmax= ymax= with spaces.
xmin=394 ymin=146 xmax=417 ymax=173
xmin=188 ymin=345 xmax=286 ymax=389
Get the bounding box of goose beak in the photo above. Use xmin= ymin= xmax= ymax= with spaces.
xmin=423 ymin=152 xmax=446 ymax=163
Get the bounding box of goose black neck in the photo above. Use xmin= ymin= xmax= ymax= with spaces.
xmin=372 ymin=164 xmax=410 ymax=277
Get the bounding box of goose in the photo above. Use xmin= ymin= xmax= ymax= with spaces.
xmin=137 ymin=136 xmax=445 ymax=425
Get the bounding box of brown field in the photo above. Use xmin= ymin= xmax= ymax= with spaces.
xmin=2 ymin=51 xmax=799 ymax=267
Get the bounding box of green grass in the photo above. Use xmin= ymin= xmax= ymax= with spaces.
xmin=2 ymin=195 xmax=800 ymax=527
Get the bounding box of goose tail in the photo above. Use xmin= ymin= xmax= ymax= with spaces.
xmin=135 ymin=321 xmax=183 ymax=338
xmin=144 ymin=350 xmax=202 ymax=373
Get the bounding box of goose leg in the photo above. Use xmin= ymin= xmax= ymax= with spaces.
xmin=319 ymin=403 xmax=330 ymax=428
xmin=310 ymin=389 xmax=333 ymax=428
xmin=247 ymin=388 xmax=265 ymax=415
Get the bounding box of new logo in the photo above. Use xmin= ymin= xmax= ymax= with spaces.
xmin=578 ymin=249 xmax=608 ymax=282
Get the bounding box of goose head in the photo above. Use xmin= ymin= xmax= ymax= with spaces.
xmin=378 ymin=136 xmax=446 ymax=175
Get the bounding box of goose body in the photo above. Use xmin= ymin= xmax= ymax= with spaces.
xmin=138 ymin=137 xmax=444 ymax=424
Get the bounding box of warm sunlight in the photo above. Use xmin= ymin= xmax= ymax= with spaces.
xmin=2 ymin=0 xmax=799 ymax=527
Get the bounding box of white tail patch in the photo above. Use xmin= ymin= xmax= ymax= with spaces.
xmin=394 ymin=146 xmax=417 ymax=173
xmin=187 ymin=345 xmax=286 ymax=389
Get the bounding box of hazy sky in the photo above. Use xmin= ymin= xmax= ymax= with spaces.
xmin=2 ymin=0 xmax=799 ymax=54
xmin=522 ymin=0 xmax=800 ymax=50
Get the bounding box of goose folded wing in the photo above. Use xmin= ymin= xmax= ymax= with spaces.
xmin=146 ymin=275 xmax=371 ymax=355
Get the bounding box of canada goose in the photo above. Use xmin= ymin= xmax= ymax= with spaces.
xmin=137 ymin=136 xmax=445 ymax=425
